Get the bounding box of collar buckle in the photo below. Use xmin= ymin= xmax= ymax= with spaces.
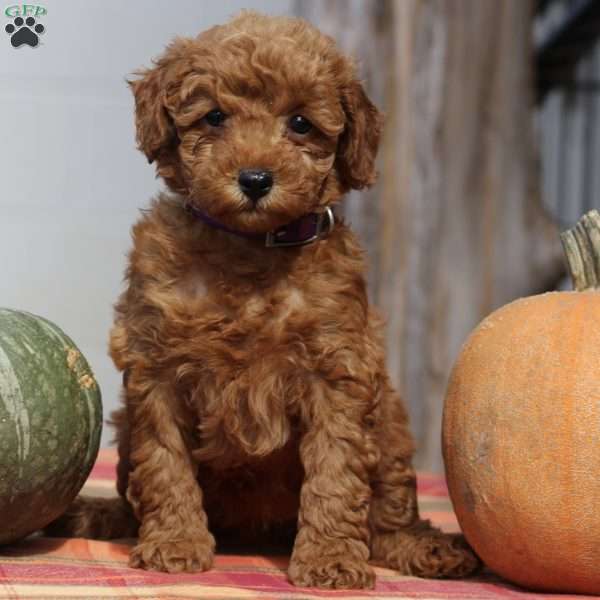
xmin=265 ymin=207 xmax=335 ymax=248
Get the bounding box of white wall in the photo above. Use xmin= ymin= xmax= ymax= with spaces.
xmin=0 ymin=0 xmax=293 ymax=444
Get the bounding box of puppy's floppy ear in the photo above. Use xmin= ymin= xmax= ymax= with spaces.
xmin=336 ymin=80 xmax=383 ymax=190
xmin=129 ymin=69 xmax=174 ymax=163
xmin=128 ymin=40 xmax=190 ymax=164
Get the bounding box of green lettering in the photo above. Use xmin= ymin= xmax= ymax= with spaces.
xmin=5 ymin=5 xmax=19 ymax=17
xmin=34 ymin=5 xmax=46 ymax=16
xmin=22 ymin=5 xmax=35 ymax=16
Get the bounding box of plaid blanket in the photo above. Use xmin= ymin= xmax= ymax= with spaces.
xmin=0 ymin=449 xmax=592 ymax=599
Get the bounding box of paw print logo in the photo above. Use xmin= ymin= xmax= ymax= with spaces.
xmin=5 ymin=16 xmax=45 ymax=48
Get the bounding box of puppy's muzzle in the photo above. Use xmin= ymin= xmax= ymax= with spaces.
xmin=238 ymin=169 xmax=273 ymax=202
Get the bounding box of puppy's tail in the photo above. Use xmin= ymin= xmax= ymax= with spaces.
xmin=45 ymin=495 xmax=139 ymax=540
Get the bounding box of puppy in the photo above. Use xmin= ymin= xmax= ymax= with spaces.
xmin=48 ymin=11 xmax=478 ymax=589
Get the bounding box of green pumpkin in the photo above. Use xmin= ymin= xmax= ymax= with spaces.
xmin=0 ymin=308 xmax=102 ymax=544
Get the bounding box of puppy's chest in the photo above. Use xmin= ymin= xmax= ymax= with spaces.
xmin=174 ymin=270 xmax=313 ymax=354
xmin=173 ymin=270 xmax=316 ymax=463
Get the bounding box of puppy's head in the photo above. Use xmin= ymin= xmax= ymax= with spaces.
xmin=130 ymin=11 xmax=382 ymax=233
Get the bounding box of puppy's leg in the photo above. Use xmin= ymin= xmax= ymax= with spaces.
xmin=288 ymin=384 xmax=377 ymax=589
xmin=369 ymin=381 xmax=479 ymax=578
xmin=126 ymin=378 xmax=215 ymax=573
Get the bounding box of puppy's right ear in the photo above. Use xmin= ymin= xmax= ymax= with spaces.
xmin=129 ymin=71 xmax=172 ymax=163
xmin=128 ymin=40 xmax=190 ymax=164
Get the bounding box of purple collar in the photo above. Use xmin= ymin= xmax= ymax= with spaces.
xmin=184 ymin=203 xmax=335 ymax=248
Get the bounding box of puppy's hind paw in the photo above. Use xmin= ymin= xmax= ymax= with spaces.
xmin=408 ymin=532 xmax=480 ymax=579
xmin=371 ymin=523 xmax=481 ymax=579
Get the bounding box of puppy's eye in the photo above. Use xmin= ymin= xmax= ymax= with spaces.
xmin=205 ymin=109 xmax=227 ymax=127
xmin=289 ymin=115 xmax=313 ymax=135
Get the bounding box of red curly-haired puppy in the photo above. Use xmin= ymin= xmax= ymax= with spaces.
xmin=48 ymin=11 xmax=478 ymax=589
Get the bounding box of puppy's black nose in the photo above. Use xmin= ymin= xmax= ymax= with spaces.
xmin=238 ymin=169 xmax=273 ymax=202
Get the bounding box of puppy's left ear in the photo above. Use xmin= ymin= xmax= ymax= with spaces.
xmin=336 ymin=80 xmax=384 ymax=190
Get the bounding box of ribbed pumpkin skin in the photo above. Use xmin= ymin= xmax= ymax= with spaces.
xmin=443 ymin=291 xmax=600 ymax=595
xmin=0 ymin=309 xmax=102 ymax=544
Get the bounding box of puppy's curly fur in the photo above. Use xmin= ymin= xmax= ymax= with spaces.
xmin=47 ymin=11 xmax=479 ymax=589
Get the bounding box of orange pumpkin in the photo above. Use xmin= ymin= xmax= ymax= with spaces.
xmin=442 ymin=210 xmax=600 ymax=595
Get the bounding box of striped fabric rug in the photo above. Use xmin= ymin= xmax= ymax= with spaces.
xmin=0 ymin=449 xmax=592 ymax=599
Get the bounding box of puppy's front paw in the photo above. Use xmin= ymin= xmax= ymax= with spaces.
xmin=130 ymin=534 xmax=215 ymax=573
xmin=288 ymin=555 xmax=375 ymax=589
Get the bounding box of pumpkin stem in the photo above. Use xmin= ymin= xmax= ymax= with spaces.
xmin=560 ymin=210 xmax=600 ymax=291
